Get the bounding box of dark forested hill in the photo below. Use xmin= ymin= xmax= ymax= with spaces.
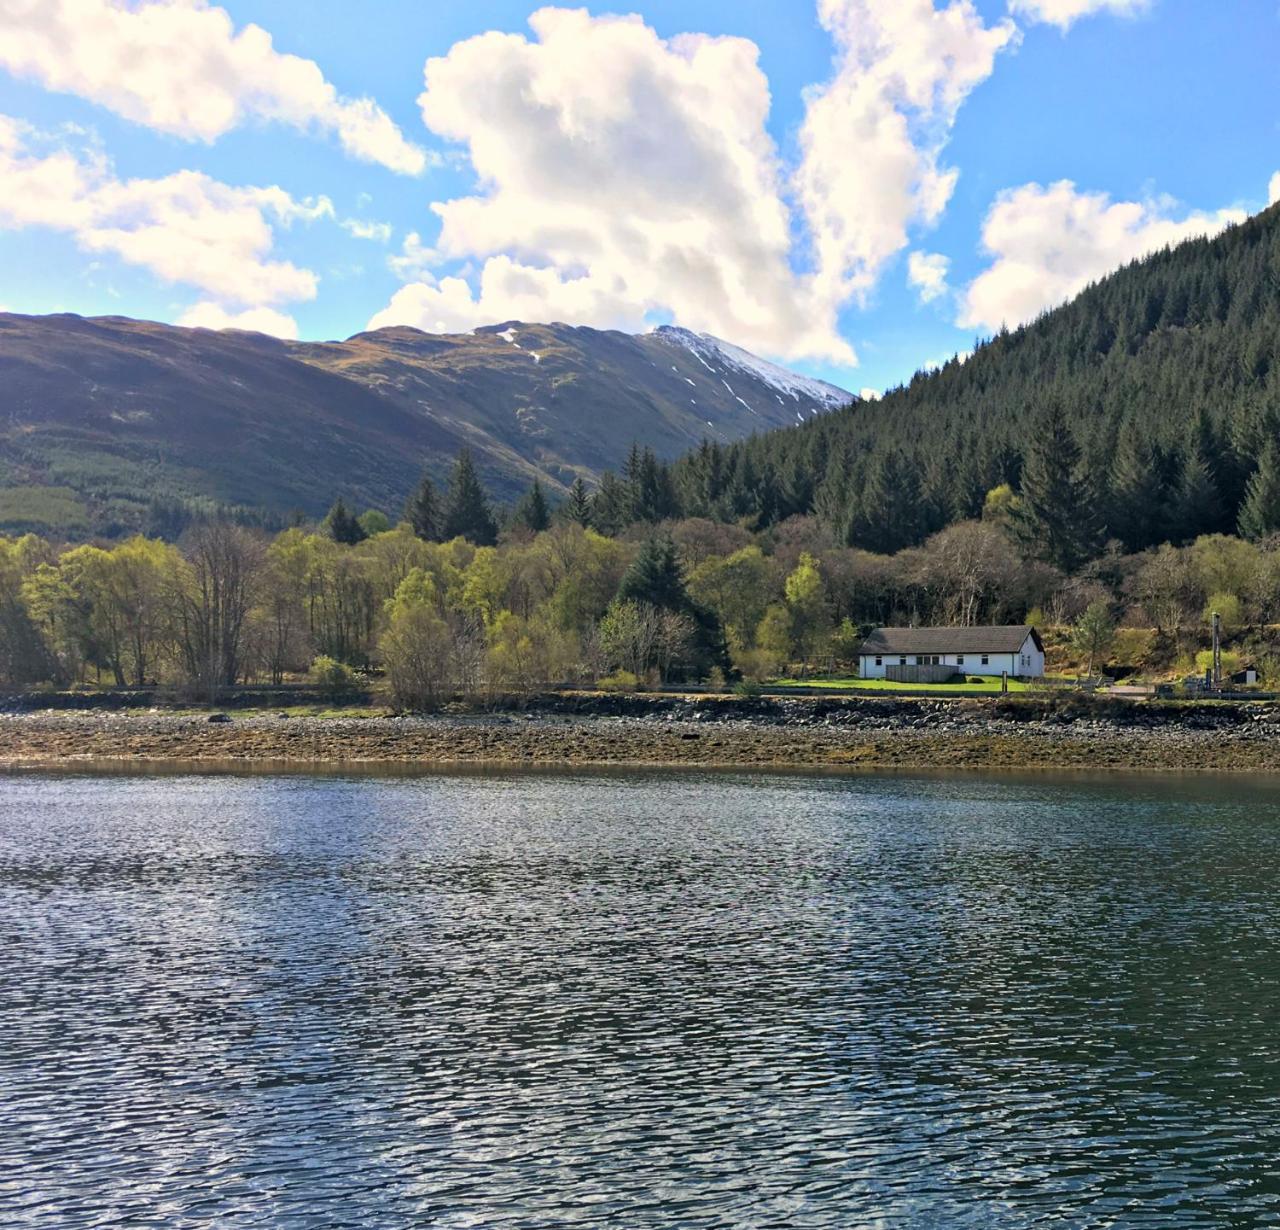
xmin=673 ymin=203 xmax=1280 ymax=559
xmin=0 ymin=314 xmax=849 ymax=537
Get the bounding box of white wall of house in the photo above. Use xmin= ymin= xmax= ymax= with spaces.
xmin=859 ymin=634 xmax=1044 ymax=680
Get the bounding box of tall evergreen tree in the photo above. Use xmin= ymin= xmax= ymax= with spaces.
xmin=617 ymin=536 xmax=730 ymax=679
xmin=405 ymin=473 xmax=442 ymax=542
xmin=1170 ymin=437 xmax=1225 ymax=543
xmin=1238 ymin=439 xmax=1280 ymax=541
xmin=1108 ymin=424 xmax=1165 ymax=552
xmin=441 ymin=451 xmax=498 ymax=546
xmin=515 ymin=478 xmax=551 ymax=533
xmin=323 ymin=497 xmax=366 ymax=545
xmin=1013 ymin=405 xmax=1104 ymax=571
xmin=564 ymin=477 xmax=593 ymax=528
xmin=851 ymin=450 xmax=924 ymax=555
xmin=591 ymin=471 xmax=632 ymax=536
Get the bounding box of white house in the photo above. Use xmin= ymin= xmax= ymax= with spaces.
xmin=857 ymin=625 xmax=1046 ymax=681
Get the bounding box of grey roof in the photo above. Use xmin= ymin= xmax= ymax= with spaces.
xmin=859 ymin=625 xmax=1042 ymax=656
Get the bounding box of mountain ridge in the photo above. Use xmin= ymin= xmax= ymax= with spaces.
xmin=0 ymin=311 xmax=851 ymax=537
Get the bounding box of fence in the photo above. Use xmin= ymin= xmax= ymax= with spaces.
xmin=884 ymin=664 xmax=959 ymax=684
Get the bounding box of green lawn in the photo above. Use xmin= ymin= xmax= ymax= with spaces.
xmin=770 ymin=676 xmax=1034 ymax=695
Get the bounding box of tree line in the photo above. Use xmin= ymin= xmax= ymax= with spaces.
xmin=646 ymin=204 xmax=1280 ymax=562
xmin=6 ymin=451 xmax=1280 ymax=699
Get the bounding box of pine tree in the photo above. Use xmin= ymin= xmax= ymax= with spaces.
xmin=441 ymin=450 xmax=498 ymax=546
xmin=1108 ymin=424 xmax=1164 ymax=552
xmin=591 ymin=472 xmax=632 ymax=536
xmin=323 ymin=497 xmax=366 ymax=545
xmin=515 ymin=479 xmax=551 ymax=533
xmin=1014 ymin=405 xmax=1104 ymax=571
xmin=617 ymin=536 xmax=690 ymax=610
xmin=1238 ymin=439 xmax=1280 ymax=541
xmin=1170 ymin=437 xmax=1224 ymax=543
xmin=852 ymin=450 xmax=924 ymax=554
xmin=617 ymin=536 xmax=730 ymax=679
xmin=564 ymin=478 xmax=593 ymax=528
xmin=405 ymin=473 xmax=441 ymax=542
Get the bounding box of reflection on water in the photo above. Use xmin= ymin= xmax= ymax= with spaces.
xmin=3 ymin=770 xmax=1280 ymax=1227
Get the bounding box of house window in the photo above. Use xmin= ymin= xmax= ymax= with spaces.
xmin=900 ymin=657 xmax=907 ymax=666
xmin=981 ymin=655 xmax=990 ymax=666
xmin=875 ymin=656 xmax=883 ymax=667
xmin=957 ymin=655 xmax=965 ymax=667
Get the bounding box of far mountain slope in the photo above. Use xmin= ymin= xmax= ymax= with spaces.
xmin=0 ymin=314 xmax=850 ymax=536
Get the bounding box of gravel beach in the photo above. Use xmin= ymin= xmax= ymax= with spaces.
xmin=4 ymin=695 xmax=1280 ymax=773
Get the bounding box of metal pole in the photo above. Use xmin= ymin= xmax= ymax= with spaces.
xmin=1212 ymin=611 xmax=1222 ymax=690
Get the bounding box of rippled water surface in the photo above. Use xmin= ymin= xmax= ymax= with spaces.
xmin=4 ymin=770 xmax=1280 ymax=1227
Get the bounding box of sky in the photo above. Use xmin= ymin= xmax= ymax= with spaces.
xmin=0 ymin=0 xmax=1276 ymax=397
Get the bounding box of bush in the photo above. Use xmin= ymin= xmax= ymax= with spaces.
xmin=597 ymin=670 xmax=640 ymax=693
xmin=733 ymin=680 xmax=763 ymax=698
xmin=309 ymin=655 xmax=358 ymax=700
xmin=1204 ymin=592 xmax=1243 ymax=634
xmin=1194 ymin=649 xmax=1242 ymax=678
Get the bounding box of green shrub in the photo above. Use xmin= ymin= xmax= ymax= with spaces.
xmin=1194 ymin=649 xmax=1242 ymax=678
xmin=733 ymin=680 xmax=764 ymax=698
xmin=309 ymin=655 xmax=358 ymax=700
xmin=597 ymin=670 xmax=640 ymax=693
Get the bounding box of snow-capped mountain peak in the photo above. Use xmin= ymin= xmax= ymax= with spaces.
xmin=649 ymin=325 xmax=852 ymax=411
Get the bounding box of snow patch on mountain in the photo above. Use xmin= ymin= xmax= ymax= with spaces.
xmin=650 ymin=325 xmax=851 ymax=410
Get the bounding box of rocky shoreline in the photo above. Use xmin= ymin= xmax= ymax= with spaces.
xmin=3 ymin=694 xmax=1280 ymax=773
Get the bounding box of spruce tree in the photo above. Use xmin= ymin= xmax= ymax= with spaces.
xmin=617 ymin=536 xmax=730 ymax=679
xmin=1108 ymin=424 xmax=1164 ymax=552
xmin=405 ymin=473 xmax=441 ymax=542
xmin=852 ymin=450 xmax=924 ymax=554
xmin=1014 ymin=405 xmax=1104 ymax=571
xmin=515 ymin=479 xmax=551 ymax=533
xmin=323 ymin=497 xmax=366 ymax=545
xmin=618 ymin=536 xmax=690 ymax=610
xmin=591 ymin=472 xmax=632 ymax=536
xmin=1170 ymin=438 xmax=1224 ymax=543
xmin=441 ymin=450 xmax=498 ymax=546
xmin=1238 ymin=439 xmax=1280 ymax=541
xmin=564 ymin=478 xmax=593 ymax=528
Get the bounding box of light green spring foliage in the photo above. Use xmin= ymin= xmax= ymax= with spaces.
xmin=6 ymin=517 xmax=1280 ymax=693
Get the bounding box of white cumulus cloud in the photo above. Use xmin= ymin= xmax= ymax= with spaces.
xmin=0 ymin=113 xmax=327 ymax=311
xmin=1008 ymin=0 xmax=1149 ymax=30
xmin=1270 ymin=172 xmax=1280 ymax=207
xmin=0 ymin=0 xmax=426 ymax=175
xmin=797 ymin=0 xmax=1016 ymax=306
xmin=907 ymin=250 xmax=951 ymax=303
xmin=341 ymin=217 xmax=393 ymax=243
xmin=859 ymin=387 xmax=883 ymax=401
xmin=371 ymin=7 xmax=848 ymax=362
xmin=178 ymin=301 xmax=298 ymax=338
xmin=959 ymin=179 xmax=1247 ymax=332
xmin=371 ymin=3 xmax=1016 ymax=365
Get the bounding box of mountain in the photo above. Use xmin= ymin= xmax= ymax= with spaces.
xmin=673 ymin=202 xmax=1280 ymax=556
xmin=0 ymin=313 xmax=850 ymax=537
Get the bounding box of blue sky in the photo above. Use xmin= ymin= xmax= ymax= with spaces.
xmin=0 ymin=0 xmax=1276 ymax=397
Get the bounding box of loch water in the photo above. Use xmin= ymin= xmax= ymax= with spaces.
xmin=3 ymin=769 xmax=1280 ymax=1227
